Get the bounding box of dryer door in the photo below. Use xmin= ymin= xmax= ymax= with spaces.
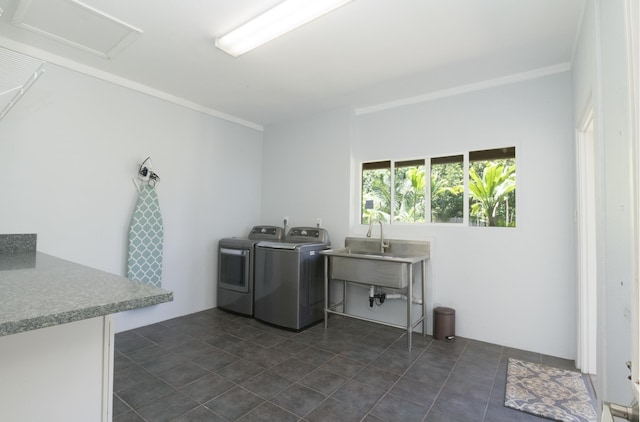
xmin=219 ymin=247 xmax=250 ymax=293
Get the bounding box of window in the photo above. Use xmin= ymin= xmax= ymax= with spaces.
xmin=361 ymin=161 xmax=390 ymax=224
xmin=430 ymin=155 xmax=463 ymax=223
xmin=468 ymin=147 xmax=516 ymax=227
xmin=361 ymin=160 xmax=427 ymax=224
xmin=394 ymin=160 xmax=425 ymax=223
xmin=360 ymin=146 xmax=516 ymax=227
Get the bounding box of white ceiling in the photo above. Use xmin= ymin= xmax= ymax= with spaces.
xmin=0 ymin=0 xmax=585 ymax=129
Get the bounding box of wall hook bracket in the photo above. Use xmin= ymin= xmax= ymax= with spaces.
xmin=132 ymin=156 xmax=160 ymax=192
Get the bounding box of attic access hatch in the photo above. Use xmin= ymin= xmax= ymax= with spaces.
xmin=0 ymin=47 xmax=45 ymax=122
xmin=11 ymin=0 xmax=142 ymax=59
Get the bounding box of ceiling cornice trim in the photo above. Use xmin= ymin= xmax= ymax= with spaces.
xmin=355 ymin=62 xmax=572 ymax=116
xmin=0 ymin=36 xmax=264 ymax=132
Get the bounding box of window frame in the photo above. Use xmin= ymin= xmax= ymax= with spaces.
xmin=359 ymin=146 xmax=516 ymax=228
xmin=468 ymin=147 xmax=516 ymax=227
xmin=428 ymin=154 xmax=466 ymax=225
xmin=393 ymin=158 xmax=426 ymax=223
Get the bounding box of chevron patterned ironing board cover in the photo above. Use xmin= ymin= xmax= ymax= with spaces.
xmin=127 ymin=184 xmax=164 ymax=287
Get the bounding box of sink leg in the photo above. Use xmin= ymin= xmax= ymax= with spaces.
xmin=407 ymin=264 xmax=413 ymax=351
xmin=324 ymin=256 xmax=328 ymax=329
xmin=422 ymin=260 xmax=426 ymax=337
xmin=343 ymin=280 xmax=346 ymax=313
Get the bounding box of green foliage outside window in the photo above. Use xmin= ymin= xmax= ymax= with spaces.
xmin=362 ymin=161 xmax=427 ymax=224
xmin=361 ymin=147 xmax=516 ymax=227
xmin=431 ymin=156 xmax=464 ymax=223
xmin=362 ymin=164 xmax=391 ymax=224
xmin=394 ymin=161 xmax=425 ymax=223
xmin=469 ymin=158 xmax=516 ymax=227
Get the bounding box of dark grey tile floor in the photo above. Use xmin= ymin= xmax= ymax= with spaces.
xmin=113 ymin=308 xmax=591 ymax=422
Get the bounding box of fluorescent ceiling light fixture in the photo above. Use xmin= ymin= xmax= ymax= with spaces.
xmin=215 ymin=0 xmax=353 ymax=57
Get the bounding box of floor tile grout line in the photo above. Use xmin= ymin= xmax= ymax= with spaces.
xmin=357 ymin=335 xmax=430 ymax=421
xmin=117 ymin=328 xmax=270 ymax=418
xmin=419 ymin=338 xmax=471 ymax=422
xmin=250 ymin=400 xmax=301 ymax=422
xmin=112 ymin=391 xmax=137 ymax=419
xmin=118 ymin=316 xmax=341 ymax=414
xmin=267 ymin=325 xmax=417 ymax=421
xmin=127 ymin=316 xmax=350 ymax=417
xmin=171 ymin=327 xmax=282 ymax=421
xmin=118 ymin=343 xmax=215 ymax=393
xmin=295 ymin=328 xmax=397 ymax=421
xmin=212 ymin=383 xmax=271 ymax=422
xmin=115 ymin=361 xmax=208 ymax=419
xmin=303 ymin=324 xmax=420 ymax=420
xmin=480 ymin=346 xmax=506 ymax=422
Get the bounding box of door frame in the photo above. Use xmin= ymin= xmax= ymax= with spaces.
xmin=623 ymin=0 xmax=639 ymax=397
xmin=576 ymin=105 xmax=598 ymax=375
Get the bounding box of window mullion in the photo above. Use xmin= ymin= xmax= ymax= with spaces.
xmin=463 ymin=152 xmax=469 ymax=226
xmin=425 ymin=158 xmax=431 ymax=224
xmin=390 ymin=160 xmax=395 ymax=223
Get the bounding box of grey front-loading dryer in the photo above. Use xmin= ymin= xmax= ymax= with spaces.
xmin=254 ymin=227 xmax=330 ymax=330
xmin=217 ymin=226 xmax=284 ymax=316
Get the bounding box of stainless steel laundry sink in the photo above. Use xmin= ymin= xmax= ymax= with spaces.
xmin=321 ymin=238 xmax=429 ymax=289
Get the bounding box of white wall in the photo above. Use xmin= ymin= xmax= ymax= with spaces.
xmin=572 ymin=0 xmax=636 ymax=405
xmin=0 ymin=63 xmax=263 ymax=332
xmin=355 ymin=73 xmax=576 ymax=359
xmin=261 ymin=108 xmax=352 ymax=239
xmin=263 ymin=73 xmax=576 ymax=359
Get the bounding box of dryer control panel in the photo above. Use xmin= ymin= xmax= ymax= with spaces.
xmin=248 ymin=226 xmax=284 ymax=241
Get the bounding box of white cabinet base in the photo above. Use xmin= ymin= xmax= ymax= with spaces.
xmin=0 ymin=316 xmax=114 ymax=422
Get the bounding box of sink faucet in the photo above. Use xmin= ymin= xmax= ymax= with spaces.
xmin=366 ymin=220 xmax=390 ymax=253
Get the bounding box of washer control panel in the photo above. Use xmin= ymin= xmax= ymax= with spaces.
xmin=286 ymin=227 xmax=330 ymax=245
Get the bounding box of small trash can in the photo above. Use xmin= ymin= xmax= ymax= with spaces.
xmin=433 ymin=307 xmax=455 ymax=341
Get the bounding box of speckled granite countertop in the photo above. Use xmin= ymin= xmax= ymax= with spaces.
xmin=0 ymin=252 xmax=173 ymax=336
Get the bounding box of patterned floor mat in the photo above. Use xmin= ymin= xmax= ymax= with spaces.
xmin=505 ymin=358 xmax=596 ymax=422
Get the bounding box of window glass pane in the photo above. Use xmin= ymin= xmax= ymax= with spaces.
xmin=361 ymin=161 xmax=391 ymax=224
xmin=468 ymin=147 xmax=516 ymax=227
xmin=431 ymin=155 xmax=463 ymax=223
xmin=394 ymin=160 xmax=426 ymax=223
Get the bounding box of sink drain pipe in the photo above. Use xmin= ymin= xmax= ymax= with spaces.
xmin=368 ymin=286 xmax=382 ymax=307
xmin=385 ymin=293 xmax=423 ymax=305
xmin=368 ymin=286 xmax=422 ymax=307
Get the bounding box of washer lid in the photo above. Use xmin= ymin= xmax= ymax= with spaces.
xmin=258 ymin=241 xmax=298 ymax=250
xmin=219 ymin=237 xmax=259 ymax=248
